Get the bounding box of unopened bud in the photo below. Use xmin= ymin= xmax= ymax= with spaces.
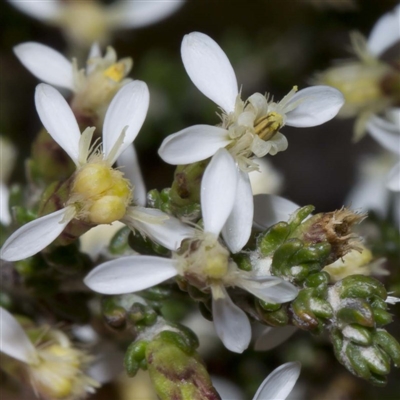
xmin=146 ymin=333 xmax=221 ymax=400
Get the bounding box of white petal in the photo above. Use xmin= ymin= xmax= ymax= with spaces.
xmin=248 ymin=158 xmax=283 ymax=196
xmin=124 ymin=206 xmax=195 ymax=251
xmin=387 ymin=108 xmax=400 ymax=128
xmin=84 ymin=256 xmax=177 ymax=294
xmin=253 ymin=194 xmax=300 ymax=230
xmin=239 ymin=277 xmax=299 ymax=303
xmin=345 ymin=170 xmax=390 ymax=216
xmin=107 ymin=0 xmax=184 ymax=29
xmin=0 ymin=307 xmax=37 ymax=363
xmin=79 ymin=221 xmax=125 ymax=261
xmin=212 ymin=287 xmax=251 ymax=353
xmin=0 ymin=183 xmax=11 ymax=226
xmin=8 ymin=0 xmax=61 ymax=22
xmin=117 ymin=145 xmax=147 ymax=206
xmin=88 ymin=42 xmax=102 ymax=59
xmin=13 ymin=42 xmax=73 ymax=90
xmin=201 ymin=149 xmax=238 ymax=236
xmin=88 ymin=344 xmax=124 ymax=384
xmin=0 ymin=207 xmax=75 ymax=262
xmin=368 ymin=4 xmax=400 ymax=57
xmin=386 ymin=295 xmax=400 ymax=304
xmin=367 ymin=115 xmax=400 ymax=155
xmin=34 ymin=84 xmax=81 ymax=165
xmin=254 ymin=326 xmax=298 ymax=351
xmin=252 ymin=362 xmax=301 ymax=400
xmin=387 ymin=162 xmax=400 ymax=191
xmin=158 ymin=125 xmax=231 ymax=165
xmin=103 ymin=80 xmax=149 ymax=164
xmin=181 ymin=32 xmax=238 ymax=113
xmin=211 ymin=377 xmax=244 ymax=400
xmin=285 ymin=86 xmax=344 ymax=128
xmin=86 ymin=43 xmax=102 ymax=75
xmin=222 ymin=171 xmax=253 ymax=253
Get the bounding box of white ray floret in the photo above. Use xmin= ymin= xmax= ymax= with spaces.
xmin=1 ymin=82 xmax=192 ymax=262
xmin=366 ymin=108 xmax=400 ymax=192
xmin=0 ymin=307 xmax=38 ymax=364
xmin=252 ymin=362 xmax=301 ymax=400
xmin=85 ymin=149 xmax=298 ymax=354
xmin=367 ymin=4 xmax=400 ymax=57
xmin=0 ymin=136 xmax=17 ymax=225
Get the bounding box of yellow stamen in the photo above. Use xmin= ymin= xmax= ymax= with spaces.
xmin=103 ymin=63 xmax=126 ymax=82
xmin=254 ymin=112 xmax=284 ymax=141
xmin=203 ymin=248 xmax=229 ymax=280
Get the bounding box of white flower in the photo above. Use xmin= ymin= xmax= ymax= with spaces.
xmin=14 ymin=42 xmax=133 ymax=124
xmin=159 ymin=32 xmax=343 ymax=167
xmin=316 ymin=4 xmax=400 ymax=139
xmin=8 ymin=0 xmax=185 ymax=49
xmin=158 ymin=32 xmax=343 ymax=237
xmin=252 ymin=362 xmax=301 ymax=400
xmin=366 ymin=108 xmax=400 ymax=192
xmin=0 ymin=136 xmax=17 ymax=225
xmin=1 ymin=82 xmax=193 ymax=262
xmin=0 ymin=307 xmax=99 ymax=399
xmin=85 ymin=149 xmax=298 ymax=353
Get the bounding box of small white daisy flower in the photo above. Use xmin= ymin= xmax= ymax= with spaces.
xmin=14 ymin=42 xmax=133 ymax=125
xmin=159 ymin=32 xmax=344 ymax=170
xmin=158 ymin=33 xmax=343 ymax=244
xmin=1 ymin=82 xmax=194 ymax=262
xmin=8 ymin=0 xmax=185 ymax=49
xmin=85 ymin=149 xmax=298 ymax=353
xmin=316 ymin=4 xmax=400 ymax=139
xmin=0 ymin=306 xmax=99 ymax=399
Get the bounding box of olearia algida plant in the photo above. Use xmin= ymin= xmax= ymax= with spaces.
xmin=1 ymin=2 xmax=400 ymax=399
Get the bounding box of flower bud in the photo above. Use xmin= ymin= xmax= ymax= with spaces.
xmin=145 ymin=333 xmax=221 ymax=400
xmin=290 ymin=207 xmax=365 ymax=263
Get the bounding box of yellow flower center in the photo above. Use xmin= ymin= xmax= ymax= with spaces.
xmin=202 ymin=244 xmax=229 ymax=280
xmin=103 ymin=63 xmax=127 ymax=83
xmin=71 ymin=163 xmax=131 ymax=224
xmin=254 ymin=112 xmax=283 ymax=141
xmin=320 ymin=63 xmax=388 ymax=111
xmin=32 ymin=344 xmax=81 ymax=398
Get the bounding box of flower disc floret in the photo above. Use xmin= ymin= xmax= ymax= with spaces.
xmin=176 ymin=232 xmax=231 ymax=285
xmin=69 ymin=161 xmax=132 ymax=225
xmin=30 ymin=341 xmax=97 ymax=399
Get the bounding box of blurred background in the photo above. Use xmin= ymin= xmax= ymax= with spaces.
xmin=0 ymin=0 xmax=399 ymax=399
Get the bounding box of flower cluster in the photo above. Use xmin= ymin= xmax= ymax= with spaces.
xmin=2 ymin=3 xmax=400 ymax=399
